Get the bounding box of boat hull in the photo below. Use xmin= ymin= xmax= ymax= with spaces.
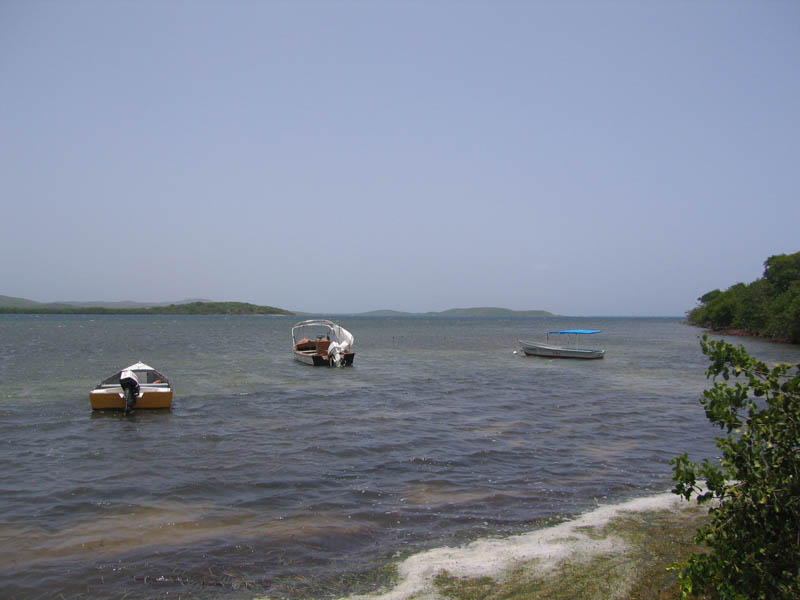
xmin=293 ymin=350 xmax=355 ymax=367
xmin=89 ymin=387 xmax=173 ymax=410
xmin=519 ymin=341 xmax=605 ymax=360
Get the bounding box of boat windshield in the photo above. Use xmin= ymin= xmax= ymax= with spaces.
xmin=292 ymin=320 xmax=354 ymax=348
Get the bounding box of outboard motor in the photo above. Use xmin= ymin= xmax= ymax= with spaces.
xmin=119 ymin=369 xmax=140 ymax=414
xmin=327 ymin=325 xmax=354 ymax=368
xmin=328 ymin=341 xmax=345 ymax=367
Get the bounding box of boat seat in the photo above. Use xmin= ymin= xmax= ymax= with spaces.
xmin=295 ymin=338 xmax=316 ymax=351
xmin=316 ymin=339 xmax=330 ymax=357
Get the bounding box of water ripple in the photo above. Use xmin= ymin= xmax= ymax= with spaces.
xmin=2 ymin=315 xmax=799 ymax=598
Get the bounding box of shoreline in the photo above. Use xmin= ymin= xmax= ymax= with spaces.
xmin=690 ymin=324 xmax=795 ymax=345
xmin=250 ymin=492 xmax=708 ymax=600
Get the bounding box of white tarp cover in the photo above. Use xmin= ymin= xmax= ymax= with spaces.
xmin=327 ymin=324 xmax=353 ymax=366
xmin=329 ymin=324 xmax=354 ymax=349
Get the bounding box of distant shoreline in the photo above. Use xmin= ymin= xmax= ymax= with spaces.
xmin=0 ymin=307 xmax=553 ymax=317
xmin=354 ymin=307 xmax=556 ymax=318
xmin=0 ymin=296 xmax=556 ymax=318
xmin=0 ymin=301 xmax=293 ymax=316
xmin=1 ymin=295 xmax=682 ymax=319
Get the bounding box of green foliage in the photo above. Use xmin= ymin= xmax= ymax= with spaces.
xmin=699 ymin=290 xmax=723 ymax=305
xmin=149 ymin=301 xmax=292 ymax=315
xmin=671 ymin=335 xmax=800 ymax=599
xmin=765 ymin=281 xmax=800 ymax=344
xmin=687 ymin=251 xmax=800 ymax=343
xmin=764 ymin=253 xmax=800 ymax=294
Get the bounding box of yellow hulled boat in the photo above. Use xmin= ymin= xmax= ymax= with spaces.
xmin=90 ymin=361 xmax=172 ymax=412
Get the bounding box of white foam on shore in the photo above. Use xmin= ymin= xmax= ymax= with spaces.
xmin=340 ymin=491 xmax=690 ymax=600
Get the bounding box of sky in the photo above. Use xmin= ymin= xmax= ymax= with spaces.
xmin=1 ymin=1 xmax=798 ymax=316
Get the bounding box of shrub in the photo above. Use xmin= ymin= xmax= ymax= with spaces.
xmin=671 ymin=335 xmax=800 ymax=599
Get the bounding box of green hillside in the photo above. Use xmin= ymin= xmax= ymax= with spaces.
xmin=687 ymin=251 xmax=800 ymax=343
xmin=0 ymin=294 xmax=47 ymax=308
xmin=0 ymin=297 xmax=294 ymax=316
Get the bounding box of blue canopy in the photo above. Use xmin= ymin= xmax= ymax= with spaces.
xmin=548 ymin=329 xmax=602 ymax=335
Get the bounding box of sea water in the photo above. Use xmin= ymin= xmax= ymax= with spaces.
xmin=1 ymin=314 xmax=798 ymax=599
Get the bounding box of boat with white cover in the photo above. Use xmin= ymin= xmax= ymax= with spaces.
xmin=292 ymin=320 xmax=355 ymax=367
xmin=89 ymin=361 xmax=173 ymax=412
xmin=519 ymin=329 xmax=605 ymax=360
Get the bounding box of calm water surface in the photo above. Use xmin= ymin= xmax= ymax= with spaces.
xmin=1 ymin=315 xmax=798 ymax=599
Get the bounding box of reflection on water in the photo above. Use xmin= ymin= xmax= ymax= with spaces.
xmin=1 ymin=315 xmax=798 ymax=599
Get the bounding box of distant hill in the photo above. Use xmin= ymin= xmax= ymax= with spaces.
xmin=54 ymin=298 xmax=213 ymax=309
xmin=145 ymin=302 xmax=293 ymax=316
xmin=0 ymin=295 xmax=213 ymax=310
xmin=0 ymin=296 xmax=293 ymax=316
xmin=435 ymin=307 xmax=554 ymax=317
xmin=358 ymin=307 xmax=555 ymax=317
xmin=1 ymin=296 xmax=551 ymax=318
xmin=0 ymin=295 xmax=42 ymax=308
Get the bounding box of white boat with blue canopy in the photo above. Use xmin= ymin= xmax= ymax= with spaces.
xmin=519 ymin=329 xmax=605 ymax=360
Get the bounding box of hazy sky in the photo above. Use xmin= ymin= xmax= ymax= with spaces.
xmin=2 ymin=1 xmax=798 ymax=316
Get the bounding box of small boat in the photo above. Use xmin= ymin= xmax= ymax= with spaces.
xmin=519 ymin=329 xmax=605 ymax=360
xmin=292 ymin=319 xmax=355 ymax=367
xmin=89 ymin=361 xmax=173 ymax=412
